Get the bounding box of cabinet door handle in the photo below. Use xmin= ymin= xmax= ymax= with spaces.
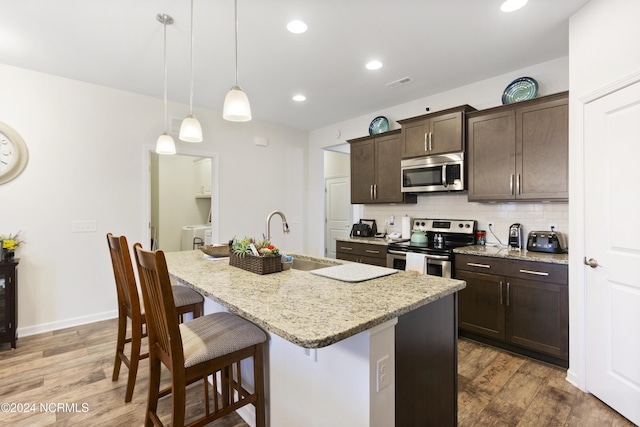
xmin=370 ymin=184 xmax=374 ymax=200
xmin=365 ymin=249 xmax=380 ymax=254
xmin=499 ymin=281 xmax=503 ymax=305
xmin=429 ymin=132 xmax=433 ymax=151
xmin=424 ymin=133 xmax=428 ymax=152
xmin=506 ymin=282 xmax=511 ymax=306
xmin=339 ymin=247 xmax=353 ymax=251
xmin=517 ymin=174 xmax=521 ymax=195
xmin=510 ymin=174 xmax=514 ymax=195
xmin=519 ymin=269 xmax=549 ymax=276
xmin=467 ymin=262 xmax=491 ymax=268
xmin=374 ymin=184 xmax=377 ymax=200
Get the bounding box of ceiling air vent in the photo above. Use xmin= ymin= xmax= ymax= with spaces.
xmin=386 ymin=76 xmax=414 ymax=88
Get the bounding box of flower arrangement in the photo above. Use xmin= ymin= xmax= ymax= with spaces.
xmin=1 ymin=230 xmax=24 ymax=251
xmin=231 ymin=236 xmax=279 ymax=257
xmin=1 ymin=230 xmax=24 ymax=261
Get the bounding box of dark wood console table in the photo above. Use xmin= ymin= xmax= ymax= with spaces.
xmin=0 ymin=259 xmax=19 ymax=349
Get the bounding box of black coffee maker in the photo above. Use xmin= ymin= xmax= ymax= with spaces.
xmin=509 ymin=223 xmax=523 ymax=249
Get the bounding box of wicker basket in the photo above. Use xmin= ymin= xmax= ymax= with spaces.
xmin=199 ymin=244 xmax=230 ymax=257
xmin=229 ymin=252 xmax=282 ymax=275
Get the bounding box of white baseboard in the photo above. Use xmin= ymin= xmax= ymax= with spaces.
xmin=16 ymin=310 xmax=118 ymax=337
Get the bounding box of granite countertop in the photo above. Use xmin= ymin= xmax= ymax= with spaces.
xmin=164 ymin=250 xmax=465 ymax=348
xmin=454 ymin=245 xmax=569 ymax=265
xmin=335 ymin=236 xmax=397 ymax=246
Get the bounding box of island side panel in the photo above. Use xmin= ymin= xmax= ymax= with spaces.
xmin=395 ymin=293 xmax=458 ymax=426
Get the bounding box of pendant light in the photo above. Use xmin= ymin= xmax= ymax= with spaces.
xmin=156 ymin=13 xmax=176 ymax=155
xmin=179 ymin=0 xmax=203 ymax=142
xmin=223 ymin=0 xmax=252 ymax=122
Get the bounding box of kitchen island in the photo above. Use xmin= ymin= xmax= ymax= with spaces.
xmin=165 ymin=250 xmax=466 ymax=427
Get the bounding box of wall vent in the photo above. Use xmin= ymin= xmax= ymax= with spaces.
xmin=386 ymin=76 xmax=414 ymax=88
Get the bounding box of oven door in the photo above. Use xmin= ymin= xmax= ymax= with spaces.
xmin=387 ymin=250 xmax=452 ymax=278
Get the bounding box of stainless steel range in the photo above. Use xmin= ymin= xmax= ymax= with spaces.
xmin=387 ymin=218 xmax=477 ymax=278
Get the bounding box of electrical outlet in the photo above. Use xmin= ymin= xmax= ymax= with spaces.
xmin=487 ymin=221 xmax=494 ymax=229
xmin=376 ymin=355 xmax=390 ymax=392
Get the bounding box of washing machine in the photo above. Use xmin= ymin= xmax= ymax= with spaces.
xmin=181 ymin=225 xmax=210 ymax=251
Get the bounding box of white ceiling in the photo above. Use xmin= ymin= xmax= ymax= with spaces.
xmin=0 ymin=0 xmax=589 ymax=131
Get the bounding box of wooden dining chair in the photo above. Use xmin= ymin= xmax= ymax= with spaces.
xmin=106 ymin=233 xmax=205 ymax=403
xmin=133 ymin=243 xmax=267 ymax=427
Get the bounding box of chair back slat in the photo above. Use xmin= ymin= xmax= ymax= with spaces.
xmin=106 ymin=233 xmax=141 ymax=316
xmin=133 ymin=244 xmax=184 ymax=368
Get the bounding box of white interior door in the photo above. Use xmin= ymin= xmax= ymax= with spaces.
xmin=325 ymin=177 xmax=352 ymax=258
xmin=584 ymin=80 xmax=640 ymax=426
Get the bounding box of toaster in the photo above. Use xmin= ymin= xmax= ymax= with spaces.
xmin=526 ymin=231 xmax=567 ymax=254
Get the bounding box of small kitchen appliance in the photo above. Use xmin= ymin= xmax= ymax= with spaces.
xmin=401 ymin=152 xmax=465 ymax=193
xmin=526 ymin=230 xmax=567 ymax=253
xmin=387 ymin=218 xmax=477 ymax=278
xmin=508 ymin=223 xmax=523 ymax=249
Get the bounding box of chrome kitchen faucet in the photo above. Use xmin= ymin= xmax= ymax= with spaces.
xmin=266 ymin=210 xmax=290 ymax=241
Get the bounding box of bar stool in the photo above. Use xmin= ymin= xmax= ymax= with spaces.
xmin=133 ymin=243 xmax=266 ymax=427
xmin=106 ymin=233 xmax=204 ymax=403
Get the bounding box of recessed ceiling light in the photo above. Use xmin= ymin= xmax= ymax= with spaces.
xmin=500 ymin=0 xmax=528 ymax=12
xmin=293 ymin=94 xmax=306 ymax=102
xmin=366 ymin=60 xmax=383 ymax=70
xmin=287 ymin=20 xmax=308 ymax=34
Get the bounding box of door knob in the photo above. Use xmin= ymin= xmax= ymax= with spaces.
xmin=584 ymin=257 xmax=599 ymax=268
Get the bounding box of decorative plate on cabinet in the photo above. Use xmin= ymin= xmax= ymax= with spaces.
xmin=368 ymin=116 xmax=389 ymax=135
xmin=502 ymin=77 xmax=538 ymax=104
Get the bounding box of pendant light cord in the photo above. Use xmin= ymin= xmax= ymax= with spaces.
xmin=234 ymin=0 xmax=239 ymax=87
xmin=189 ymin=0 xmax=195 ymax=114
xmin=162 ymin=16 xmax=168 ymax=132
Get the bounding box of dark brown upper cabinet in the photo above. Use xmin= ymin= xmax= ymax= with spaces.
xmin=348 ymin=130 xmax=416 ymax=204
xmin=466 ymin=92 xmax=568 ymax=202
xmin=398 ymin=105 xmax=476 ymax=159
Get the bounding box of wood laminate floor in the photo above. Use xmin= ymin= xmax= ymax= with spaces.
xmin=0 ymin=319 xmax=634 ymax=426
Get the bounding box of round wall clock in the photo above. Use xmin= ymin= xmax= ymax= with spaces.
xmin=0 ymin=121 xmax=29 ymax=185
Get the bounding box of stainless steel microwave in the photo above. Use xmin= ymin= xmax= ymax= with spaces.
xmin=401 ymin=152 xmax=465 ymax=193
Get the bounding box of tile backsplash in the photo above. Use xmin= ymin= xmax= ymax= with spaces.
xmin=361 ymin=193 xmax=568 ymax=245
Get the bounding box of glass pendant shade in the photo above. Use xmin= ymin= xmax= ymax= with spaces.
xmin=179 ymin=115 xmax=203 ymax=142
xmin=156 ymin=132 xmax=176 ymax=155
xmin=223 ymin=86 xmax=252 ymax=122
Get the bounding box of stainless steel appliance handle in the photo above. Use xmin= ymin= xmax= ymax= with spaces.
xmin=467 ymin=262 xmax=491 ymax=268
xmin=442 ymin=165 xmax=447 ymax=187
xmin=519 ymin=269 xmax=549 ymax=276
xmin=388 ymin=250 xmax=407 ymax=255
xmin=424 ymin=254 xmax=450 ymax=260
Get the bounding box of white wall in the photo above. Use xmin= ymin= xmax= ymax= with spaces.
xmin=0 ymin=63 xmax=307 ymax=335
xmin=307 ymin=57 xmax=570 ymax=255
xmin=567 ymin=0 xmax=640 ymax=390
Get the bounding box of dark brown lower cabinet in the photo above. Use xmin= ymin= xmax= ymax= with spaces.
xmin=335 ymin=240 xmax=387 ymax=266
xmin=455 ymin=254 xmax=568 ymax=367
xmin=396 ymin=293 xmax=457 ymax=427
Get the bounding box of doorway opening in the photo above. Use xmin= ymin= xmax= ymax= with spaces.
xmin=144 ymin=146 xmax=220 ymax=253
xmin=324 ymin=144 xmax=355 ymax=258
